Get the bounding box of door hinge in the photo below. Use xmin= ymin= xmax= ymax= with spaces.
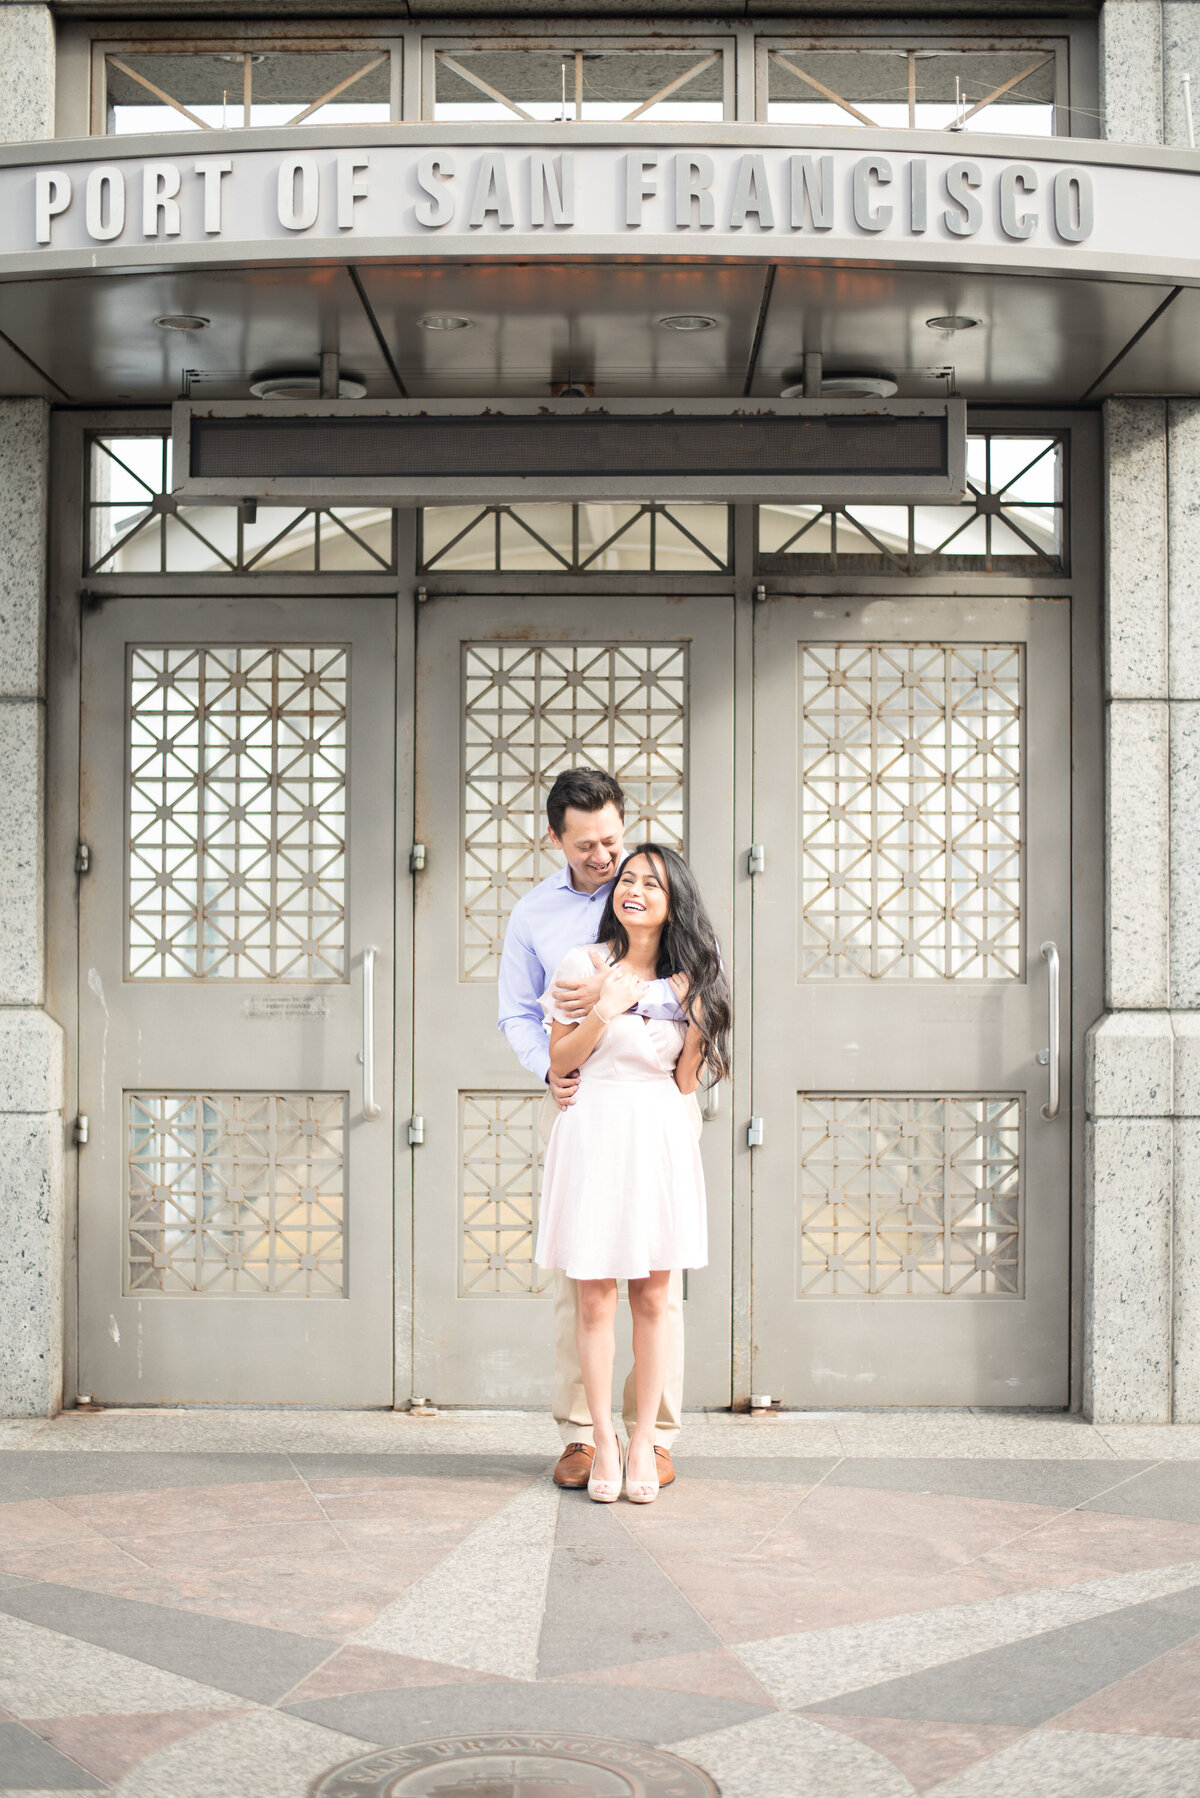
xmin=75 ymin=842 xmax=91 ymax=874
xmin=73 ymin=1114 xmax=89 ymax=1146
xmin=747 ymin=1116 xmax=764 ymax=1148
xmin=408 ymin=1115 xmax=425 ymax=1146
xmin=752 ymin=582 xmax=768 ymax=603
xmin=748 ymin=844 xmax=765 ymax=876
xmin=409 ymin=843 xmax=427 ymax=874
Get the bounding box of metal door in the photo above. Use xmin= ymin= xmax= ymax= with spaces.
xmin=78 ymin=595 xmax=396 ymax=1405
xmin=751 ymin=594 xmax=1070 ymax=1406
xmin=412 ymin=596 xmax=735 ymax=1406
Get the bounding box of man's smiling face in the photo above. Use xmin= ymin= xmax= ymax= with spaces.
xmin=550 ymin=802 xmax=626 ymax=894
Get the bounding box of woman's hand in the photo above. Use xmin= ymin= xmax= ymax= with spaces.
xmin=593 ymin=964 xmax=645 ymax=1022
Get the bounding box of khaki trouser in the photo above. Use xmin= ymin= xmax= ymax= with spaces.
xmin=538 ymin=1089 xmax=695 ymax=1450
xmin=553 ymin=1269 xmax=685 ymax=1449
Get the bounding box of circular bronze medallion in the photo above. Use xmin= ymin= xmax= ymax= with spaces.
xmin=311 ymin=1733 xmax=720 ymax=1798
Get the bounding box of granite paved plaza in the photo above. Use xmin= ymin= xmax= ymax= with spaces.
xmin=0 ymin=1409 xmax=1198 ymax=1796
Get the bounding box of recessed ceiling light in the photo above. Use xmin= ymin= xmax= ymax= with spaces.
xmin=248 ymin=374 xmax=368 ymax=399
xmin=154 ymin=315 xmax=210 ymax=332
xmin=658 ymin=314 xmax=717 ymax=332
xmin=419 ymin=314 xmax=472 ymax=331
xmin=926 ymin=315 xmax=979 ymax=331
xmin=780 ymin=374 xmax=898 ymax=400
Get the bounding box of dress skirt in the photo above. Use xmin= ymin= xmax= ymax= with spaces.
xmin=533 ymin=947 xmax=709 ymax=1282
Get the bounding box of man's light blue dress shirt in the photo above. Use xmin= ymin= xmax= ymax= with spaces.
xmin=497 ymin=864 xmax=681 ymax=1083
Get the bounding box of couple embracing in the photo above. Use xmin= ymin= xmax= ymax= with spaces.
xmin=498 ymin=769 xmax=730 ymax=1505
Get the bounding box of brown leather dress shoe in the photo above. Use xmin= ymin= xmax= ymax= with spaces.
xmin=654 ymin=1446 xmax=676 ymax=1486
xmin=553 ymin=1442 xmax=596 ymax=1488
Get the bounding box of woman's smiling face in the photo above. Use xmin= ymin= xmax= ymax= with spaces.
xmin=615 ymin=853 xmax=670 ymax=931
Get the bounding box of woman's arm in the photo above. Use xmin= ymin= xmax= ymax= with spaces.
xmin=549 ymin=1012 xmax=607 ymax=1076
xmin=549 ymin=963 xmax=646 ymax=1076
xmin=669 ymin=973 xmax=706 ymax=1094
xmin=674 ymin=1021 xmax=705 ymax=1095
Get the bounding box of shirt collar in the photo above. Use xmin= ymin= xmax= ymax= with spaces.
xmin=555 ymin=864 xmax=614 ymax=900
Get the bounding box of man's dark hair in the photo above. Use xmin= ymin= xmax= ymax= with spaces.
xmin=546 ymin=769 xmax=625 ymax=838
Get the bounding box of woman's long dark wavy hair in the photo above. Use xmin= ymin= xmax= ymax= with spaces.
xmin=595 ymin=843 xmax=732 ymax=1083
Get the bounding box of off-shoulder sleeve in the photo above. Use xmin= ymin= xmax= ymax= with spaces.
xmin=543 ymin=945 xmax=604 ymax=1025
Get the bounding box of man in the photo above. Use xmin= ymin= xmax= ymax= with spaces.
xmin=497 ymin=768 xmax=687 ymax=1490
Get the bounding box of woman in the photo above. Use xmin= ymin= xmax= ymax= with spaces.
xmin=535 ymin=844 xmax=731 ymax=1504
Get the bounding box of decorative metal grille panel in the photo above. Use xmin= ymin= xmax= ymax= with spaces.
xmin=758 ymin=433 xmax=1065 ymax=576
xmin=126 ymin=1092 xmax=345 ymax=1295
xmin=432 ymin=42 xmax=729 ymax=123
xmin=420 ymin=502 xmax=731 ymax=574
xmin=462 ymin=642 xmax=687 ymax=981
xmin=763 ymin=41 xmax=1057 ymax=134
xmin=800 ymin=643 xmax=1022 ymax=980
xmin=104 ymin=44 xmax=396 ymax=134
xmin=88 ymin=435 xmax=398 ymax=576
xmin=798 ymin=1096 xmax=1022 ymax=1297
xmin=128 ymin=644 xmax=348 ymax=980
xmin=460 ymin=1092 xmax=549 ymax=1295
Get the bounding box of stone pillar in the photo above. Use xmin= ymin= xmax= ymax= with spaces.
xmin=1084 ymin=2 xmax=1199 ymax=1427
xmin=1100 ymin=0 xmax=1164 ymax=143
xmin=1167 ymin=400 xmax=1200 ymax=1418
xmin=0 ymin=5 xmax=54 ymax=142
xmin=1085 ymin=1017 xmax=1174 ymax=1422
xmin=1085 ymin=401 xmax=1174 ymax=1422
xmin=1163 ymin=2 xmax=1200 ymax=147
xmin=1088 ymin=388 xmax=1200 ymax=1421
xmin=1107 ymin=0 xmax=1200 ymax=148
xmin=0 ymin=400 xmax=62 ymax=1417
xmin=1174 ymin=1019 xmax=1200 ymax=1419
xmin=0 ymin=6 xmax=61 ymax=1416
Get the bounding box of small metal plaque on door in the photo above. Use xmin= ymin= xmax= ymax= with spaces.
xmin=242 ymin=995 xmax=330 ymax=1020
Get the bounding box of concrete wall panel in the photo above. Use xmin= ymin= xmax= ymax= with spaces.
xmin=0 ymin=1111 xmax=63 ymax=1416
xmin=0 ymin=6 xmax=53 ymax=146
xmin=1105 ymin=399 xmax=1167 ymax=700
xmin=0 ymin=700 xmax=45 ymax=1008
xmin=1163 ymin=1 xmax=1200 ymax=148
xmin=1106 ymin=699 xmax=1170 ymax=1009
xmin=1084 ymin=1116 xmax=1173 ymax=1422
xmin=1101 ymin=0 xmax=1164 ymax=145
xmin=0 ymin=401 xmax=49 ymax=700
xmin=1167 ymin=398 xmax=1200 ymax=700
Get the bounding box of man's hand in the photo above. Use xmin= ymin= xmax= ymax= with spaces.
xmin=551 ymin=946 xmax=612 ymax=1020
xmin=548 ymin=1066 xmax=581 ymax=1109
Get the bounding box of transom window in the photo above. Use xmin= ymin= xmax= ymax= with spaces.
xmin=758 ymin=434 xmax=1065 ymax=576
xmin=90 ymin=31 xmax=1068 ymax=133
xmin=87 ymin=435 xmax=398 ymax=575
xmin=418 ymin=503 xmax=731 ymax=574
xmin=760 ymin=39 xmax=1063 ymax=136
xmin=426 ymin=39 xmax=732 ymax=123
xmin=98 ymin=40 xmax=399 ymax=133
xmin=83 ymin=431 xmax=1066 ymax=582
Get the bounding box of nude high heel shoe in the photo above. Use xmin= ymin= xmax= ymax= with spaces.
xmin=625 ymin=1441 xmax=660 ymax=1505
xmin=587 ymin=1439 xmax=623 ymax=1504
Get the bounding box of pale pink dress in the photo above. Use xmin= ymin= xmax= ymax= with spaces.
xmin=534 ymin=946 xmax=708 ymax=1281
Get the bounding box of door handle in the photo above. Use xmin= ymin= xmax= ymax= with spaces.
xmin=361 ymin=945 xmax=381 ymax=1122
xmin=1039 ymin=941 xmax=1061 ymax=1122
xmin=702 ymin=1074 xmax=720 ymax=1122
